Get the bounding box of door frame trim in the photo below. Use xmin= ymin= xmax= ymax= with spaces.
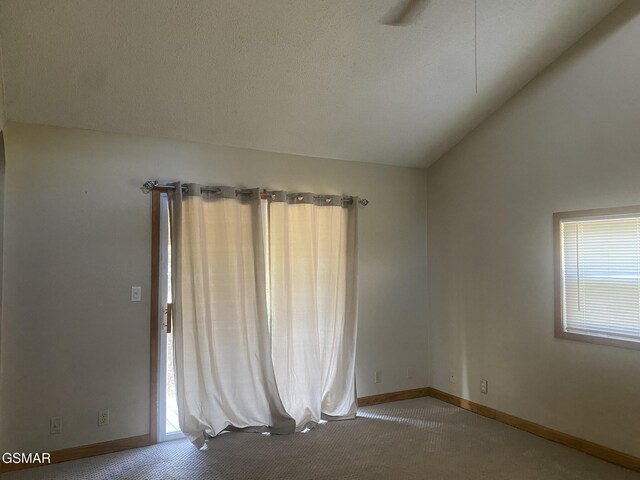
xmin=149 ymin=189 xmax=161 ymax=444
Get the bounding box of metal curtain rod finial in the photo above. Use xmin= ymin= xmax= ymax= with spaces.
xmin=140 ymin=180 xmax=159 ymax=194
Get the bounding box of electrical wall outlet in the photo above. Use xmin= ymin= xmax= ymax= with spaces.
xmin=449 ymin=374 xmax=455 ymax=384
xmin=406 ymin=367 xmax=414 ymax=379
xmin=374 ymin=371 xmax=382 ymax=384
xmin=50 ymin=417 xmax=62 ymax=434
xmin=481 ymin=379 xmax=488 ymax=394
xmin=98 ymin=409 xmax=110 ymax=426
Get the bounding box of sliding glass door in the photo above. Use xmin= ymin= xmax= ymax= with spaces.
xmin=157 ymin=193 xmax=183 ymax=442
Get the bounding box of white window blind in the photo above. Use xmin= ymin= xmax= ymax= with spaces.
xmin=560 ymin=215 xmax=640 ymax=344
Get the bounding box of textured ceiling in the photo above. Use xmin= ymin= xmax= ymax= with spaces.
xmin=0 ymin=0 xmax=623 ymax=167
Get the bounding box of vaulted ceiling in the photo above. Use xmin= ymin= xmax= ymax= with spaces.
xmin=0 ymin=0 xmax=623 ymax=167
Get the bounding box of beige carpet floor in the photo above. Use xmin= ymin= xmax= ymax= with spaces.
xmin=5 ymin=397 xmax=639 ymax=479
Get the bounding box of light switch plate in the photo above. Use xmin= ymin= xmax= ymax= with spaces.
xmin=131 ymin=286 xmax=142 ymax=302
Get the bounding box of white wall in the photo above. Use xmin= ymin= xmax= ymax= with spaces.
xmin=0 ymin=122 xmax=428 ymax=452
xmin=0 ymin=133 xmax=4 ymax=452
xmin=0 ymin=40 xmax=5 ymax=454
xmin=427 ymin=0 xmax=640 ymax=458
xmin=0 ymin=37 xmax=5 ymax=132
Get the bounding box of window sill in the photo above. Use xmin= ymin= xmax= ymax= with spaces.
xmin=555 ymin=328 xmax=640 ymax=351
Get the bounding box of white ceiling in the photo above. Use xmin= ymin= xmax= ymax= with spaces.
xmin=0 ymin=0 xmax=623 ymax=167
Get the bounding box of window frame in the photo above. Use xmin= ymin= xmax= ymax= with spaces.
xmin=554 ymin=205 xmax=640 ymax=351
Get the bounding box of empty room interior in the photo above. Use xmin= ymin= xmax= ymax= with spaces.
xmin=1 ymin=0 xmax=640 ymax=479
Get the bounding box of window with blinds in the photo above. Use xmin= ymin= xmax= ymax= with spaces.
xmin=557 ymin=209 xmax=640 ymax=349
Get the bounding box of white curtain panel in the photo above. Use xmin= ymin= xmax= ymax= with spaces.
xmin=269 ymin=193 xmax=359 ymax=429
xmin=170 ymin=185 xmax=358 ymax=444
xmin=170 ymin=184 xmax=294 ymax=447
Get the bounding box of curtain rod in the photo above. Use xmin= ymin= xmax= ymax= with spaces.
xmin=140 ymin=180 xmax=369 ymax=206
